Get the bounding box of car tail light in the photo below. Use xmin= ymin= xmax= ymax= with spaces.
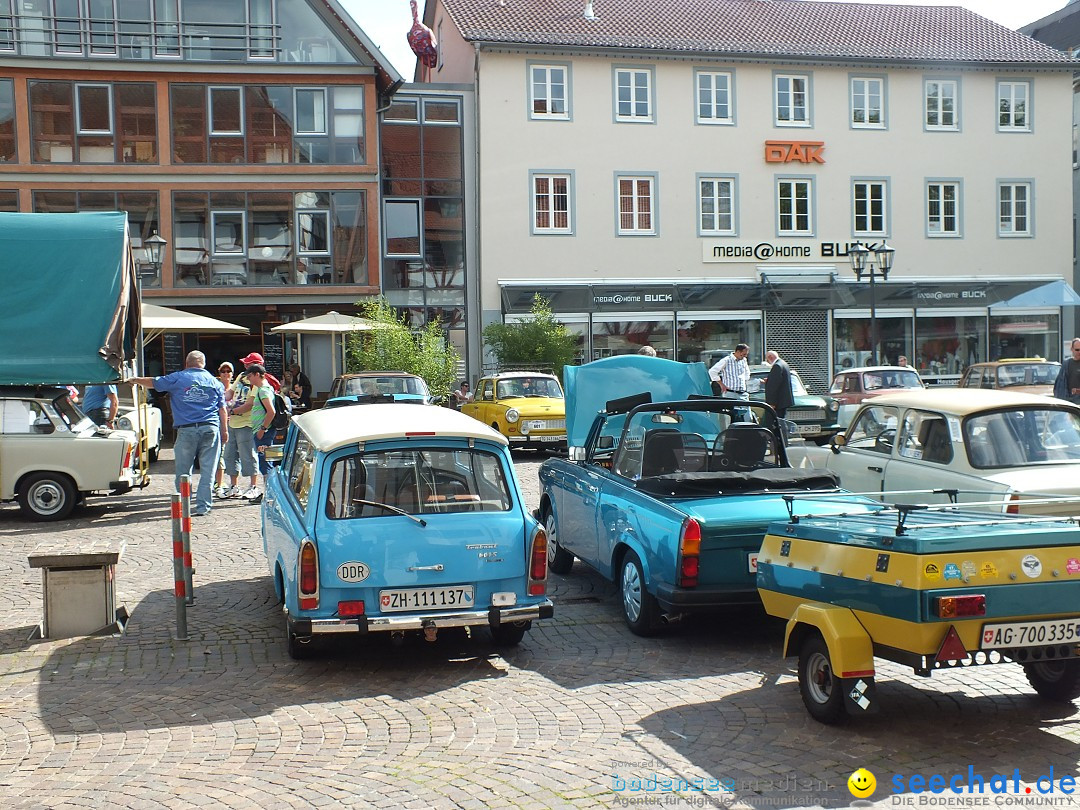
xmin=337 ymin=600 xmax=365 ymax=617
xmin=933 ymin=594 xmax=986 ymax=618
xmin=678 ymin=518 xmax=701 ymax=587
xmin=123 ymin=441 xmax=134 ymax=473
xmin=528 ymin=526 xmax=548 ymax=595
xmin=1005 ymin=493 xmax=1020 ymax=515
xmin=298 ymin=540 xmax=319 ymax=610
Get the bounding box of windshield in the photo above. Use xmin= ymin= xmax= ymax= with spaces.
xmin=53 ymin=395 xmax=96 ymax=432
xmin=965 ymin=408 xmax=1080 ymax=468
xmin=862 ymin=370 xmax=923 ymax=391
xmin=344 ymin=376 xmax=429 ymax=397
xmin=324 ymin=447 xmax=513 ymax=518
xmin=997 ymin=363 xmax=1060 ymax=387
xmin=497 ymin=377 xmax=563 ymax=399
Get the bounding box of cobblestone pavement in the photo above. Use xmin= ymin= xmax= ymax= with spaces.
xmin=1 ymin=448 xmax=1080 ymax=809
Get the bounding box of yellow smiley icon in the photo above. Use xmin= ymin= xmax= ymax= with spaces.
xmin=848 ymin=768 xmax=877 ymax=798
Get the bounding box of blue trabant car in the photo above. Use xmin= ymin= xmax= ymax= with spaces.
xmin=262 ymin=403 xmax=554 ymax=658
xmin=538 ymin=355 xmax=875 ymax=636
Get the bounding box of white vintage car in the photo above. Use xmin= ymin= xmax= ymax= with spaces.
xmin=786 ymin=389 xmax=1080 ymax=515
xmin=115 ymin=398 xmax=163 ymax=463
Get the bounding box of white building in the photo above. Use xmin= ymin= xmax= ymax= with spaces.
xmin=422 ymin=0 xmax=1076 ymax=390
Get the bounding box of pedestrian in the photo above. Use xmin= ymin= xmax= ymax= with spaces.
xmin=897 ymin=355 xmax=909 ymax=367
xmin=289 ymin=363 xmax=312 ymax=409
xmin=452 ymin=381 xmax=473 ymax=408
xmin=709 ymin=344 xmax=751 ymax=401
xmin=638 ymin=345 xmax=657 ymax=357
xmin=764 ymin=350 xmax=794 ymax=419
xmin=129 ymin=350 xmax=227 ymax=516
xmin=82 ymin=383 xmax=118 ymax=428
xmin=1054 ymin=338 xmax=1080 ymax=405
xmin=243 ymin=364 xmax=276 ymax=500
xmin=214 ymin=363 xmax=233 ymax=494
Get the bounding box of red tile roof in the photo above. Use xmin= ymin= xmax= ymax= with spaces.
xmin=435 ymin=0 xmax=1073 ymax=64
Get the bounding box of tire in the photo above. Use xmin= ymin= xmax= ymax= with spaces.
xmin=149 ymin=432 xmax=161 ymax=463
xmin=491 ymin=621 xmax=530 ymax=647
xmin=620 ymin=549 xmax=660 ymax=637
xmin=18 ymin=472 xmax=76 ymax=521
xmin=798 ymin=633 xmax=847 ymax=725
xmin=544 ymin=508 xmax=574 ymax=575
xmin=1025 ymin=659 xmax=1080 ymax=702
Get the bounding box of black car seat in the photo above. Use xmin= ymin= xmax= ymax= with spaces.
xmin=640 ymin=430 xmax=685 ymax=477
xmin=716 ymin=423 xmax=774 ymax=470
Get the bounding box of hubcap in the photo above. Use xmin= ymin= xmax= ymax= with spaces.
xmin=29 ymin=481 xmax=64 ymax=515
xmin=622 ymin=561 xmax=642 ymax=622
xmin=546 ymin=517 xmax=559 ymax=564
xmin=806 ymin=651 xmax=833 ymax=704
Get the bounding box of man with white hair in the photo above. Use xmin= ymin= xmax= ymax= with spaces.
xmin=764 ymin=350 xmax=794 ymax=419
xmin=130 ymin=350 xmax=227 ymax=516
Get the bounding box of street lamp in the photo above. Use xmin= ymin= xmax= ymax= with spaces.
xmin=848 ymin=240 xmax=895 ymax=365
xmin=137 ymin=232 xmax=167 ymax=375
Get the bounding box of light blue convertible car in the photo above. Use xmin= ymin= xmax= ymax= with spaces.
xmin=262 ymin=403 xmax=554 ymax=658
xmin=538 ymin=355 xmax=872 ymax=636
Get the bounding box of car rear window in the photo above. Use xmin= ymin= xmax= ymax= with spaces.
xmin=343 ymin=376 xmax=428 ymax=397
xmin=324 ymin=448 xmax=513 ymax=519
xmin=965 ymin=408 xmax=1080 ymax=468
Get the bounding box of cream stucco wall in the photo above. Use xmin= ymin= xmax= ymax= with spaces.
xmin=473 ymin=50 xmax=1074 ymax=314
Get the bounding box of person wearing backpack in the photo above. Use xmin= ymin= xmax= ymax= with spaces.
xmin=242 ymin=364 xmax=276 ymax=500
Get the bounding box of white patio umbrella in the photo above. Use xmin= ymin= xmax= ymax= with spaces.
xmin=141 ymin=303 xmax=249 ymax=343
xmin=271 ymin=311 xmax=389 ymax=378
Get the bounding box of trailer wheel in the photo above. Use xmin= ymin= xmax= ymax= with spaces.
xmin=1024 ymin=659 xmax=1080 ymax=702
xmin=544 ymin=508 xmax=574 ymax=575
xmin=798 ymin=633 xmax=846 ymax=724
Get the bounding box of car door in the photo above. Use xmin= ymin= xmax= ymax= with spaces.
xmin=262 ymin=429 xmax=315 ymax=602
xmin=827 ymin=403 xmax=899 ymax=492
xmin=883 ymin=409 xmax=970 ymax=503
xmin=461 ymin=379 xmax=490 ymax=425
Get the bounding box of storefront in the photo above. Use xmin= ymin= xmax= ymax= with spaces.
xmin=500 ymin=277 xmax=1076 ymax=394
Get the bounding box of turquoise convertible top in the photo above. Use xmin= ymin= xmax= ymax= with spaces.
xmin=0 ymin=212 xmax=139 ymax=385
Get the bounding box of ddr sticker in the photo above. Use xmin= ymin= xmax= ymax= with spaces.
xmin=961 ymin=561 xmax=977 ymax=579
xmin=979 ymin=562 xmax=999 ymax=579
xmin=1021 ymin=555 xmax=1042 ymax=579
xmin=1068 ymin=558 xmax=1080 ymax=575
xmin=337 ymin=561 xmax=371 ymax=583
xmin=924 ymin=563 xmax=941 ymax=581
xmin=943 ymin=563 xmax=962 ymax=581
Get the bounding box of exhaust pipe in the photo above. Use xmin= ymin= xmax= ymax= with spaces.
xmin=422 ymin=619 xmax=438 ymax=642
xmin=390 ymin=630 xmax=405 ymax=646
xmin=659 ymin=612 xmax=684 ymax=625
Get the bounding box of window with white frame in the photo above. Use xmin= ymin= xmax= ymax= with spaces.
xmin=851 ymin=77 xmax=883 ymax=127
xmin=209 ymin=87 xmax=243 ymax=135
xmin=925 ymin=79 xmax=958 ymax=130
xmin=297 ymin=209 xmax=331 ymax=253
xmin=533 ymin=174 xmax=571 ymax=233
xmin=699 ymin=177 xmax=735 ymax=234
xmin=76 ymin=84 xmax=112 ymax=134
xmin=775 ymin=74 xmax=809 ymax=125
xmin=617 ymin=176 xmax=654 ymax=234
xmin=696 ymin=71 xmax=732 ymax=124
xmin=853 ymin=181 xmax=887 ymax=235
xmin=998 ymin=81 xmax=1030 ymax=131
xmin=614 ymin=68 xmax=653 ymax=122
xmin=530 ymin=65 xmax=568 ymax=119
xmin=998 ymin=182 xmax=1031 ymax=236
xmin=777 ymin=179 xmax=812 ymax=234
xmin=927 ymin=182 xmax=960 ymax=236
xmin=211 ymin=210 xmax=245 ymax=254
xmin=294 ymin=88 xmax=327 ymax=135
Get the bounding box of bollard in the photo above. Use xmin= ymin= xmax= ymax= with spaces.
xmin=170 ymin=493 xmax=188 ymax=640
xmin=179 ymin=474 xmax=195 ymax=605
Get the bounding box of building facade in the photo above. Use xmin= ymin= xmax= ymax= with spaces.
xmin=425 ymin=0 xmax=1077 ymax=391
xmin=0 ymin=0 xmax=400 ymax=392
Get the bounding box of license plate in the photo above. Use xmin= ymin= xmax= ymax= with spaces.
xmin=747 ymin=553 xmax=758 ymax=573
xmin=379 ymin=585 xmax=475 ymax=613
xmin=980 ymin=618 xmax=1080 ymax=649
xmin=796 ymin=424 xmax=821 ymax=435
xmin=533 ymin=435 xmax=561 ymax=442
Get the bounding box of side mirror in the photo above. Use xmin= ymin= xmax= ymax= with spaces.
xmin=568 ymin=446 xmax=586 ymax=462
xmin=831 ymin=434 xmax=846 ymax=454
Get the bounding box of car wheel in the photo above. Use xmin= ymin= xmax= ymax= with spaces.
xmin=149 ymin=432 xmax=161 ymax=463
xmin=1024 ymin=659 xmax=1080 ymax=702
xmin=544 ymin=508 xmax=574 ymax=575
xmin=18 ymin=472 xmax=76 ymax=521
xmin=285 ymin=613 xmax=316 ymax=660
xmin=491 ymin=621 xmax=530 ymax=647
xmin=620 ymin=549 xmax=660 ymax=637
xmin=798 ymin=633 xmax=847 ymax=724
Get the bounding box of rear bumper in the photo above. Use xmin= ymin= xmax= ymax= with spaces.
xmin=654 ymin=583 xmax=760 ymax=611
xmin=292 ymin=600 xmax=555 ymax=636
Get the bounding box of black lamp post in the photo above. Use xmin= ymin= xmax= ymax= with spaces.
xmin=138 ymin=232 xmax=168 ymax=374
xmin=848 ymin=240 xmax=895 ymax=365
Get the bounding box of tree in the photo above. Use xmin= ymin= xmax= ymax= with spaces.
xmin=482 ymin=295 xmax=577 ymax=379
xmin=345 ymin=298 xmax=459 ymax=402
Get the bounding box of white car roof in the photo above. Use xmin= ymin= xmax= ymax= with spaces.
xmin=293 ymin=403 xmax=508 ymax=453
xmin=863 ymin=388 xmax=1076 ymax=415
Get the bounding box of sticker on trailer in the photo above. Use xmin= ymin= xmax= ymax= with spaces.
xmin=849 ymin=679 xmax=871 ymax=711
xmin=979 ymin=562 xmax=999 ymax=579
xmin=337 ymin=561 xmax=371 ymax=583
xmin=1068 ymin=558 xmax=1080 ymax=575
xmin=961 ymin=561 xmax=976 ymax=580
xmin=943 ymin=563 xmax=962 ymax=581
xmin=924 ymin=563 xmax=941 ymax=582
xmin=1021 ymin=555 xmax=1042 ymax=579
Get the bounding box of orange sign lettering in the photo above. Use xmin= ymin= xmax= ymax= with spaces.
xmin=764 ymin=140 xmax=825 ymax=164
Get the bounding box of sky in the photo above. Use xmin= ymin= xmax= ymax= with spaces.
xmin=339 ymin=0 xmax=1074 ymax=79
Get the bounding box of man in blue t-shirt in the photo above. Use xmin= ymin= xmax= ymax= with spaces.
xmin=130 ymin=350 xmax=227 ymax=516
xmin=82 ymin=384 xmax=118 ymax=428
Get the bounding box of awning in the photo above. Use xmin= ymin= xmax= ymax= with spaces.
xmin=989 ymin=280 xmax=1080 ymax=310
xmin=141 ymin=303 xmax=249 ymax=343
xmin=269 ymin=311 xmax=387 ymax=334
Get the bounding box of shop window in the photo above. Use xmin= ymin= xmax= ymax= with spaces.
xmin=990 ymin=313 xmax=1060 ymax=361
xmin=592 ymin=317 xmax=673 ymax=359
xmin=915 ymin=314 xmax=986 ymax=378
xmin=696 ymin=70 xmax=733 ymax=125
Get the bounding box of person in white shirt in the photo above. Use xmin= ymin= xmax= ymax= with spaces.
xmin=709 ymin=344 xmax=751 ymax=399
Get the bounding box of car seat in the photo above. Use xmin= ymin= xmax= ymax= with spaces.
xmin=640 ymin=430 xmax=685 ymax=477
xmin=715 ymin=423 xmax=774 ymax=470
xmin=918 ymin=419 xmax=952 ymax=464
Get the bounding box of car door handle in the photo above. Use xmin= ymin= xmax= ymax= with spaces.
xmin=868 ymin=466 xmax=883 ymax=473
xmin=265 ymin=496 xmax=274 ymax=508
xmin=585 ymin=484 xmax=599 ymax=493
xmin=408 ymin=564 xmax=444 ymax=572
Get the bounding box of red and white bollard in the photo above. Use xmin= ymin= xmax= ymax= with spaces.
xmin=179 ymin=474 xmax=194 ymax=605
xmin=170 ymin=492 xmax=188 ymax=640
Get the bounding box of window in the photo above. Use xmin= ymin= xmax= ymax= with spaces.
xmin=845 ymin=405 xmax=899 ymax=454
xmin=211 ymin=210 xmax=245 ymax=254
xmin=296 ymin=209 xmax=330 ymax=254
xmin=696 ymin=71 xmax=732 ymax=124
xmin=331 ymin=86 xmax=364 ymax=163
xmin=76 ymin=84 xmax=112 ymax=134
xmin=775 ymin=74 xmax=809 ymax=126
xmin=294 ymin=88 xmax=326 ymax=135
xmin=853 ymin=180 xmax=887 ymax=236
xmin=851 ymin=77 xmax=883 ymax=128
xmin=925 ymin=79 xmax=958 ymax=130
xmin=0 ymin=78 xmax=15 ymax=161
xmin=698 ymin=177 xmax=735 ymax=235
xmin=0 ymin=0 xmax=16 ymax=51
xmin=532 ymin=173 xmax=572 ymax=234
xmin=898 ymin=412 xmax=953 ymax=464
xmin=617 ymin=176 xmax=655 ymax=235
xmin=209 ymin=87 xmax=243 ymax=134
xmin=998 ymin=80 xmax=1030 ymax=131
xmin=927 ymin=181 xmax=960 ymax=236
xmin=385 ymin=199 xmax=422 ymax=255
xmin=287 ymin=433 xmax=315 ymax=511
xmin=777 ymin=179 xmax=812 ymax=235
xmin=614 ymin=68 xmax=653 ymax=122
xmin=530 ymin=64 xmax=568 ymax=119
xmin=999 ymin=182 xmax=1032 ymax=236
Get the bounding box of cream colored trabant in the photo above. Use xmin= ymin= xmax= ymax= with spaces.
xmin=787 ymin=389 xmax=1080 ymax=515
